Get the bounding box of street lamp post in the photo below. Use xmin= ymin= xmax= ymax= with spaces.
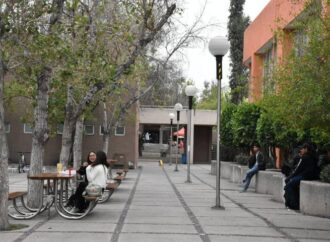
xmin=209 ymin=36 xmax=230 ymax=209
xmin=168 ymin=112 xmax=175 ymax=166
xmin=185 ymin=85 xmax=198 ymax=183
xmin=174 ymin=103 xmax=183 ymax=172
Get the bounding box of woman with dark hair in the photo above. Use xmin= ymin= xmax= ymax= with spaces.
xmin=68 ymin=151 xmax=109 ymax=213
xmin=284 ymin=143 xmax=318 ymax=210
xmin=66 ymin=151 xmax=96 ymax=211
xmin=86 ymin=151 xmax=109 ymax=191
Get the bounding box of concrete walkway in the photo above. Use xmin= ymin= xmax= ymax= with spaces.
xmin=2 ymin=161 xmax=330 ymax=242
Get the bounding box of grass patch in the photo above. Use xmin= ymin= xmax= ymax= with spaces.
xmin=6 ymin=223 xmax=29 ymax=231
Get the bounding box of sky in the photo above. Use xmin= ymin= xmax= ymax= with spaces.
xmin=178 ymin=0 xmax=271 ymax=92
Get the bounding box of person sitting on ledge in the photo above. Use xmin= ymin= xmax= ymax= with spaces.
xmin=240 ymin=143 xmax=265 ymax=193
xmin=284 ymin=143 xmax=318 ymax=210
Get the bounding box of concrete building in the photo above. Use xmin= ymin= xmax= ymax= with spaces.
xmin=243 ymin=0 xmax=329 ymax=167
xmin=5 ymin=103 xmax=216 ymax=166
xmin=5 ymin=101 xmax=139 ymax=167
xmin=139 ymin=107 xmax=217 ymax=164
xmin=243 ymin=0 xmax=308 ymax=102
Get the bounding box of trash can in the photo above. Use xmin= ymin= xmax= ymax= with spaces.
xmin=181 ymin=154 xmax=187 ymax=164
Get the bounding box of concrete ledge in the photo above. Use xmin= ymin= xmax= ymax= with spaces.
xmin=214 ymin=161 xmax=329 ymax=218
xmin=211 ymin=160 xmax=216 ymax=175
xmin=220 ymin=162 xmax=234 ymax=179
xmin=300 ymin=181 xmax=330 ymax=218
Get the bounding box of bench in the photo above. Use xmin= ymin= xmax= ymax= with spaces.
xmin=8 ymin=191 xmax=45 ymax=220
xmin=97 ymin=181 xmax=119 ymax=204
xmin=8 ymin=191 xmax=27 ymax=200
xmin=114 ymin=175 xmax=124 ymax=184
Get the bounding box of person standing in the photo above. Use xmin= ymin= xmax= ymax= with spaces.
xmin=241 ymin=144 xmax=265 ymax=192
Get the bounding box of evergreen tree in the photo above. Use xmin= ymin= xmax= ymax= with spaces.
xmin=227 ymin=0 xmax=250 ymax=104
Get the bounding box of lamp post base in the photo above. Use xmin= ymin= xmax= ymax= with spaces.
xmin=185 ymin=180 xmax=192 ymax=183
xmin=211 ymin=205 xmax=225 ymax=210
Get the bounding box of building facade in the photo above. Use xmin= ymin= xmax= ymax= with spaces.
xmin=243 ymin=0 xmax=308 ymax=102
xmin=5 ymin=101 xmax=139 ymax=167
xmin=243 ymin=0 xmax=329 ymax=167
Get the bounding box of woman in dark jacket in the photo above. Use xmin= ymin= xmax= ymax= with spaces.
xmin=284 ymin=143 xmax=317 ymax=210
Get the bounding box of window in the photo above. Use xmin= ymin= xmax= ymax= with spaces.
xmin=57 ymin=124 xmax=64 ymax=134
xmin=5 ymin=122 xmax=10 ymax=133
xmin=115 ymin=126 xmax=125 ymax=136
xmin=263 ymin=44 xmax=277 ymax=95
xmin=99 ymin=126 xmax=105 ymax=136
xmin=84 ymin=125 xmax=94 ymax=135
xmin=294 ymin=31 xmax=308 ymax=57
xmin=24 ymin=124 xmax=33 ymax=134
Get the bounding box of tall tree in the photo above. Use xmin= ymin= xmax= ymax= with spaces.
xmin=58 ymin=1 xmax=177 ymax=166
xmin=0 ymin=43 xmax=9 ymax=231
xmin=227 ymin=0 xmax=250 ymax=104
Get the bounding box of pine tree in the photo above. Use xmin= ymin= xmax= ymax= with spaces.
xmin=227 ymin=0 xmax=250 ymax=104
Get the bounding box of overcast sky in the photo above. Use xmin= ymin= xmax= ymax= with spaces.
xmin=178 ymin=0 xmax=270 ymax=92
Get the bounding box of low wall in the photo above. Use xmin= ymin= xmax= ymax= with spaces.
xmin=300 ymin=181 xmax=330 ymax=218
xmin=217 ymin=162 xmax=330 ymax=218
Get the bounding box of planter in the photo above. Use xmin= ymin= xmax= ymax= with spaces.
xmin=300 ymin=181 xmax=330 ymax=218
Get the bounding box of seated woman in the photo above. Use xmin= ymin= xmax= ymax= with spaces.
xmin=66 ymin=151 xmax=96 ymax=210
xmin=68 ymin=151 xmax=108 ymax=213
xmin=284 ymin=143 xmax=318 ymax=210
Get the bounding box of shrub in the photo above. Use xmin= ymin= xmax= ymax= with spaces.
xmin=231 ymin=102 xmax=261 ymax=149
xmin=320 ymin=165 xmax=330 ymax=183
xmin=234 ymin=153 xmax=249 ymax=166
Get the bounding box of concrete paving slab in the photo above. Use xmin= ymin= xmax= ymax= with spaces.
xmin=121 ymin=223 xmax=197 ymax=234
xmin=124 ymin=216 xmax=193 ymax=225
xmin=118 ymin=233 xmax=202 ymax=242
xmin=209 ymin=235 xmax=290 ymax=242
xmin=23 ymin=232 xmax=112 ymax=242
xmin=204 ymin=225 xmax=283 ymax=237
xmin=0 ymin=232 xmax=24 ymax=241
xmin=36 ymin=221 xmax=117 ymax=232
xmin=282 ymin=228 xmax=330 ymax=240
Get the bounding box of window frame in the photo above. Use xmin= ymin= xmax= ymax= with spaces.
xmin=84 ymin=124 xmax=95 ymax=136
xmin=115 ymin=126 xmax=125 ymax=136
xmin=23 ymin=123 xmax=33 ymax=134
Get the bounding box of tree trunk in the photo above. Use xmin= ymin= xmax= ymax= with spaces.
xmin=59 ymin=85 xmax=76 ymax=167
xmin=28 ymin=67 xmax=51 ymax=208
xmin=102 ymin=102 xmax=110 ymax=155
xmin=73 ymin=117 xmax=84 ymax=169
xmin=0 ymin=55 xmax=9 ymax=231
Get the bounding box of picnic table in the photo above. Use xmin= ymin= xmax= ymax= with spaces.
xmin=8 ymin=172 xmax=101 ymax=220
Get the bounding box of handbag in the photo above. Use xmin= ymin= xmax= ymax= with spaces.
xmin=85 ymin=183 xmax=102 ymax=197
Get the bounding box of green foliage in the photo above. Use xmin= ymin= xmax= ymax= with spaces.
xmin=233 ymin=153 xmax=249 ymax=165
xmin=231 ymin=102 xmax=261 ymax=148
xmin=260 ymin=3 xmax=330 ymax=148
xmin=227 ymin=0 xmax=250 ymax=104
xmin=320 ymin=165 xmax=330 ymax=183
xmin=256 ymin=111 xmax=275 ymax=147
xmin=220 ymin=103 xmax=237 ymax=147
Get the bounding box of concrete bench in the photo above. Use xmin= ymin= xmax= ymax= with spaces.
xmin=300 ymin=181 xmax=330 ymax=218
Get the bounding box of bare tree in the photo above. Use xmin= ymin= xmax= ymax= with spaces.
xmin=59 ymin=1 xmax=177 ymax=166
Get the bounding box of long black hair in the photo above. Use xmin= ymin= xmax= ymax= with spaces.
xmin=91 ymin=151 xmax=109 ymax=167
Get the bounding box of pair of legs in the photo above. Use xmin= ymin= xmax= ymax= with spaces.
xmin=284 ymin=175 xmax=303 ymax=210
xmin=67 ymin=182 xmax=89 ymax=212
xmin=242 ymin=163 xmax=259 ymax=192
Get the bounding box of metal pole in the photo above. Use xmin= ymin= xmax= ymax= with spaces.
xmin=186 ymin=97 xmax=193 ymax=183
xmin=169 ymin=119 xmax=173 ymax=166
xmin=174 ymin=111 xmax=180 ymax=172
xmin=214 ymin=55 xmax=225 ymax=209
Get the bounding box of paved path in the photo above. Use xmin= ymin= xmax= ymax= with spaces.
xmin=1 ymin=161 xmax=330 ymax=242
